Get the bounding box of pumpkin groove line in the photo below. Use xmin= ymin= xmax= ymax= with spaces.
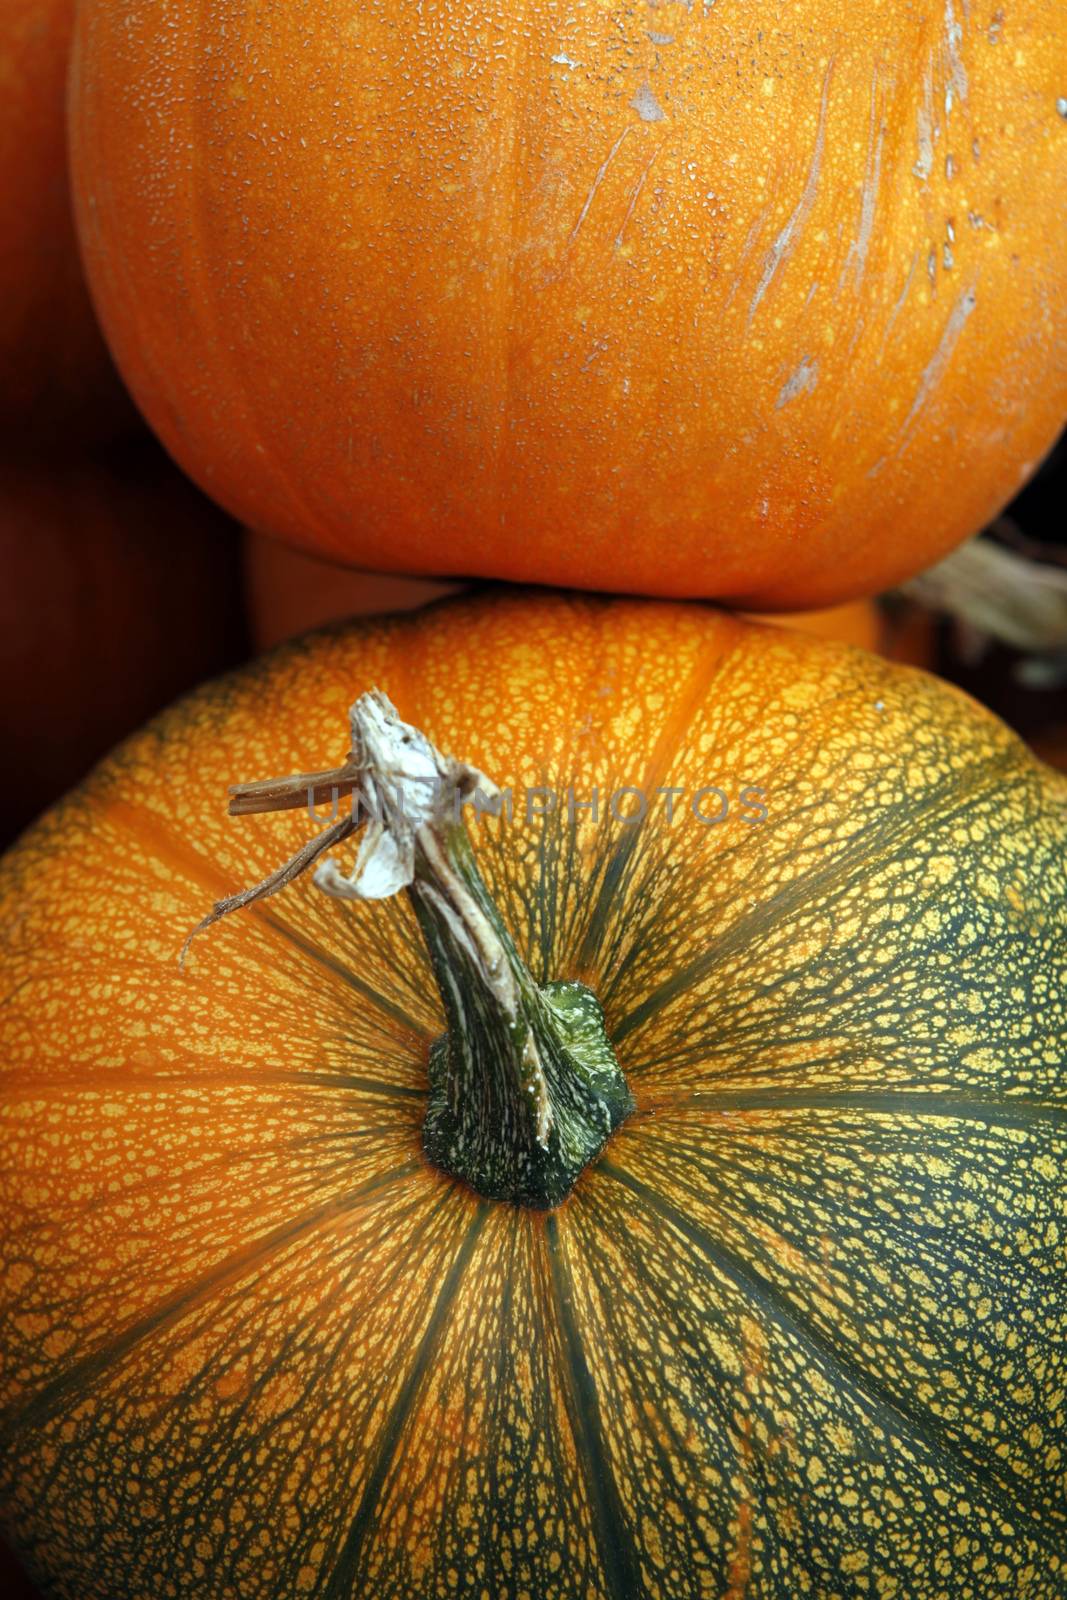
xmin=186 ymin=0 xmax=338 ymax=547
xmin=545 ymin=1212 xmax=646 ymax=1600
xmin=97 ymin=797 xmax=433 ymax=1040
xmin=592 ymin=784 xmax=839 ymax=1015
xmin=165 ymin=1192 xmax=457 ymax=1581
xmin=586 ymin=674 xmax=883 ymax=1009
xmin=599 ymin=1162 xmax=1064 ymax=1553
xmin=590 ymin=769 xmax=854 ymax=1018
xmin=620 ymin=1121 xmax=1063 ymax=1309
xmin=521 ymin=754 xmax=602 ymax=986
xmin=318 ymin=1203 xmax=488 ymax=1600
xmin=0 ymin=1069 xmax=424 ymax=1100
xmin=575 ymin=626 xmax=743 ymax=978
xmin=530 ymin=765 xmax=566 ymax=985
xmin=0 ymin=1161 xmax=420 ymax=1446
xmin=594 ymin=793 xmax=849 ymax=1019
xmin=553 ymin=1196 xmax=723 ymax=1572
xmin=612 ymin=744 xmax=1023 ymax=1046
xmin=7 ymin=1138 xmax=414 ymax=1251
xmin=655 ymin=1090 xmax=1067 ymax=1131
xmin=494 ymin=0 xmax=531 ymax=537
xmin=232 ymin=912 xmax=432 ymax=1041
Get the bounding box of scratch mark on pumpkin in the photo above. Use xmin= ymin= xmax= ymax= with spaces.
xmin=749 ymin=59 xmax=834 ymax=323
xmin=944 ymin=0 xmax=969 ymax=109
xmin=870 ymin=285 xmax=977 ymax=475
xmin=569 ymin=126 xmax=634 ymax=244
xmin=725 ymin=206 xmax=772 ymax=309
xmin=841 ymin=72 xmax=885 ymax=292
xmin=724 ymin=1490 xmax=754 ymax=1600
xmin=776 ymin=356 xmax=819 ymax=408
xmin=879 ymin=250 xmax=920 ymax=355
xmin=615 ymin=147 xmax=661 ymax=250
xmin=914 ymin=63 xmax=938 ymax=180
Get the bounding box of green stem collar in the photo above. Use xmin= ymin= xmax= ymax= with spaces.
xmin=190 ymin=691 xmax=634 ymax=1210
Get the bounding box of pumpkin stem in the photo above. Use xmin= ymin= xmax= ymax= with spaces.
xmin=192 ymin=691 xmax=633 ymax=1210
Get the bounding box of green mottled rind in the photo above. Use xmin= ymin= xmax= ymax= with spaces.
xmin=0 ymin=592 xmax=1065 ymax=1600
xmin=424 ymin=978 xmax=633 ymax=1209
xmin=417 ymin=823 xmax=634 ymax=1208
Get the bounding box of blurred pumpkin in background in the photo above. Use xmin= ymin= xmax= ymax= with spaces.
xmin=749 ymin=598 xmax=883 ymax=652
xmin=244 ymin=530 xmax=460 ymax=651
xmin=72 ymin=1 xmax=1067 ymax=605
xmin=244 ymin=527 xmax=883 ymax=651
xmin=0 ymin=0 xmax=132 ymax=441
xmin=0 ymin=438 xmax=246 ymax=847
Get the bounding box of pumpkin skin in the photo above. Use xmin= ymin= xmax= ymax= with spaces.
xmin=0 ymin=440 xmax=246 ymax=847
xmin=744 ymin=600 xmax=883 ymax=651
xmin=244 ymin=527 xmax=882 ymax=652
xmin=1 ymin=591 xmax=1065 ymax=1599
xmin=71 ymin=3 xmax=1067 ymax=607
xmin=0 ymin=0 xmax=130 ymax=440
xmin=244 ymin=529 xmax=461 ymax=651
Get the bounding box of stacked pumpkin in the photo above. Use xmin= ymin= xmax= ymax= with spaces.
xmin=2 ymin=6 xmax=1065 ymax=1600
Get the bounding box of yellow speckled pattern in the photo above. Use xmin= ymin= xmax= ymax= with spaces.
xmin=70 ymin=1 xmax=1067 ymax=605
xmin=0 ymin=591 xmax=1065 ymax=1598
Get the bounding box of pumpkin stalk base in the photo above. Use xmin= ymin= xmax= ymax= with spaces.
xmin=415 ymin=821 xmax=633 ymax=1208
xmin=196 ymin=689 xmax=633 ymax=1210
xmin=407 ymin=806 xmax=633 ymax=1210
xmin=423 ymin=980 xmax=631 ymax=1210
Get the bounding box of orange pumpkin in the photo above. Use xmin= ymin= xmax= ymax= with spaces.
xmin=0 ymin=440 xmax=245 ymax=846
xmin=1033 ymin=724 xmax=1067 ymax=772
xmin=244 ymin=530 xmax=461 ymax=651
xmin=748 ymin=599 xmax=884 ymax=653
xmin=0 ymin=0 xmax=130 ymax=440
xmin=244 ymin=528 xmax=884 ymax=652
xmin=1 ymin=591 xmax=1065 ymax=1599
xmin=71 ymin=2 xmax=1067 ymax=606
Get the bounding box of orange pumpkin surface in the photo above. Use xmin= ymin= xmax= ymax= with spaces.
xmin=0 ymin=440 xmax=245 ymax=846
xmin=244 ymin=530 xmax=461 ymax=651
xmin=71 ymin=2 xmax=1067 ymax=605
xmin=244 ymin=528 xmax=883 ymax=651
xmin=1033 ymin=724 xmax=1067 ymax=772
xmin=748 ymin=599 xmax=884 ymax=651
xmin=1 ymin=592 xmax=1065 ymax=1600
xmin=0 ymin=0 xmax=130 ymax=439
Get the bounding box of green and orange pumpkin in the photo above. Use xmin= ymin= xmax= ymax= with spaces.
xmin=0 ymin=591 xmax=1065 ymax=1597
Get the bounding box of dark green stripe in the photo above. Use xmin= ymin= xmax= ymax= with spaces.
xmin=545 ymin=1214 xmax=645 ymax=1600
xmin=1 ymin=1163 xmax=419 ymax=1446
xmin=266 ymin=914 xmax=433 ymax=1038
xmin=320 ymin=1202 xmax=488 ymax=1599
xmin=660 ymin=1090 xmax=1067 ymax=1133
xmin=575 ymin=826 xmax=645 ymax=976
xmin=3 ymin=1071 xmax=424 ymax=1100
xmin=600 ymin=1161 xmax=1063 ymax=1553
xmin=612 ymin=749 xmax=1020 ymax=1045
